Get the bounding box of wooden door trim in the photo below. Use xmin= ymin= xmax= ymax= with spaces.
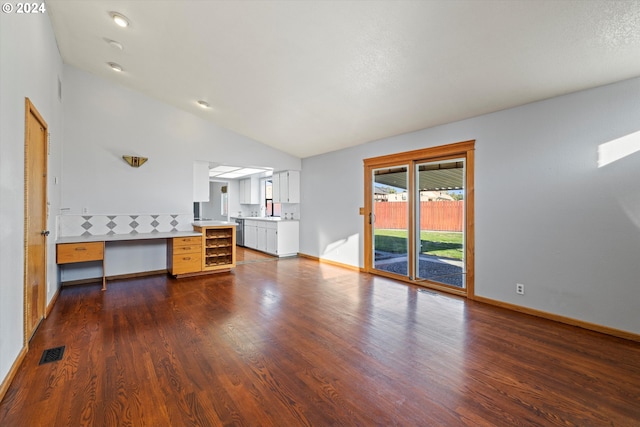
xmin=363 ymin=140 xmax=475 ymax=298
xmin=24 ymin=97 xmax=48 ymax=345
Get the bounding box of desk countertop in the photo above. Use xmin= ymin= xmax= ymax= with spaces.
xmin=56 ymin=230 xmax=202 ymax=245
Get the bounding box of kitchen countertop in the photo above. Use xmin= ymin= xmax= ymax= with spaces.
xmin=231 ymin=217 xmax=298 ymax=222
xmin=192 ymin=220 xmax=237 ymax=227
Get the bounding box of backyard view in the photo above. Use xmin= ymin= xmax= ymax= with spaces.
xmin=372 ymin=158 xmax=466 ymax=287
xmin=373 ymin=201 xmax=466 ymax=288
xmin=375 ymin=230 xmax=463 ymax=260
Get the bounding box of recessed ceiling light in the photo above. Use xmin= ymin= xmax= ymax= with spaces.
xmin=105 ymin=38 xmax=123 ymax=50
xmin=110 ymin=12 xmax=129 ymax=28
xmin=107 ymin=62 xmax=123 ymax=72
xmin=197 ymin=100 xmax=211 ymax=108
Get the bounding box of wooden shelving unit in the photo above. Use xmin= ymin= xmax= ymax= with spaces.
xmin=194 ymin=225 xmax=236 ymax=272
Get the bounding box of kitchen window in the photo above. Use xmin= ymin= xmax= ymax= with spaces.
xmin=265 ymin=179 xmax=281 ymax=217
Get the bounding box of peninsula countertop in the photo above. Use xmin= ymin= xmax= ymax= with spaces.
xmin=192 ymin=220 xmax=237 ymax=227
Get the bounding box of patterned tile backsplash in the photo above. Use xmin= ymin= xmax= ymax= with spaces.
xmin=58 ymin=214 xmax=194 ymax=237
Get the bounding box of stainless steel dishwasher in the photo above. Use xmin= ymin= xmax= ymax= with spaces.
xmin=234 ymin=217 xmax=245 ymax=247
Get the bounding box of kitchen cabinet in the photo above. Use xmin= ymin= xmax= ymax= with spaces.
xmin=239 ymin=177 xmax=259 ymax=204
xmin=272 ymin=171 xmax=300 ymax=203
xmin=245 ymin=221 xmax=257 ymax=248
xmin=168 ymin=224 xmax=236 ymax=277
xmin=167 ymin=236 xmax=202 ymax=276
xmin=243 ymin=219 xmax=298 ymax=257
xmin=257 ymin=224 xmax=268 ymax=252
xmin=195 ymin=225 xmax=236 ymax=272
xmin=266 ymin=226 xmax=278 ymax=254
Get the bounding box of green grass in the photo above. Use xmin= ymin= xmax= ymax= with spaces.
xmin=374 ymin=229 xmax=463 ymax=260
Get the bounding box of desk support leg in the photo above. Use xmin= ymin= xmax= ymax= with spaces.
xmin=101 ymin=243 xmax=107 ymax=291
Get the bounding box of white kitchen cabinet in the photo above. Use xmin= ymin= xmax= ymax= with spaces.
xmin=257 ymin=224 xmax=267 ymax=252
xmin=244 ymin=220 xmax=258 ymax=248
xmin=272 ymin=171 xmax=300 ymax=203
xmin=287 ymin=171 xmax=300 ymax=203
xmin=239 ymin=177 xmax=259 ymax=204
xmin=242 ymin=219 xmax=298 ymax=257
xmin=272 ymin=173 xmax=280 ymax=203
xmin=266 ymin=226 xmax=277 ymax=254
xmin=274 ymin=220 xmax=299 ymax=256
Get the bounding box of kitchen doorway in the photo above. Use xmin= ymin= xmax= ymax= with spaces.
xmin=364 ymin=140 xmax=475 ymax=297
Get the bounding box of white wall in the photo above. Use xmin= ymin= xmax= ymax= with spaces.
xmin=300 ymin=77 xmax=640 ymax=335
xmin=0 ymin=11 xmax=64 ymax=386
xmin=61 ymin=65 xmax=301 ymax=216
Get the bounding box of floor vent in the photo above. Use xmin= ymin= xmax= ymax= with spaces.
xmin=39 ymin=346 xmax=65 ymax=365
xmin=418 ymin=289 xmax=438 ymax=296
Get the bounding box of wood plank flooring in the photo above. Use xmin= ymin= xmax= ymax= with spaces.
xmin=1 ymin=251 xmax=639 ymax=426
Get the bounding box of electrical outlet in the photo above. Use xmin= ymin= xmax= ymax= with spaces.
xmin=516 ymin=283 xmax=525 ymax=295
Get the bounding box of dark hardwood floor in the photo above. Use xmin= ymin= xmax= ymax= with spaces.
xmin=1 ymin=251 xmax=639 ymax=426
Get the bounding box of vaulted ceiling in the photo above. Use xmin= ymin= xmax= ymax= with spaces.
xmin=47 ymin=0 xmax=640 ymax=158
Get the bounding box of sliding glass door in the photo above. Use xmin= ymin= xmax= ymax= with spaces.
xmin=364 ymin=141 xmax=474 ymax=296
xmin=415 ymin=159 xmax=465 ymax=288
xmin=372 ymin=165 xmax=409 ymax=276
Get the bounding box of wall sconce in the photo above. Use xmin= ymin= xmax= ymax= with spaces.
xmin=123 ymin=155 xmax=148 ymax=167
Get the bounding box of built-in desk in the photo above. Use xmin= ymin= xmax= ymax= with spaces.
xmin=56 ymin=230 xmax=201 ymax=290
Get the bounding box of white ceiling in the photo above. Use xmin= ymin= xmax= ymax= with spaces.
xmin=46 ymin=0 xmax=640 ymax=158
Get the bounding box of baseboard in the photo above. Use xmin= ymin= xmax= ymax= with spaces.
xmin=173 ymin=269 xmax=231 ymax=279
xmin=45 ymin=287 xmax=60 ymax=318
xmin=61 ymin=270 xmax=168 ymax=287
xmin=473 ymin=295 xmax=640 ymax=343
xmin=107 ymin=269 xmax=167 ymax=281
xmin=297 ymin=253 xmax=365 ymax=272
xmin=0 ymin=345 xmax=28 ymax=403
xmin=61 ymin=277 xmax=104 ymax=287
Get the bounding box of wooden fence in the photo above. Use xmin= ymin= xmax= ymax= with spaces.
xmin=374 ymin=201 xmax=463 ymax=232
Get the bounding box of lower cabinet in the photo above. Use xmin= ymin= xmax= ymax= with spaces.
xmin=199 ymin=225 xmax=236 ymax=272
xmin=243 ymin=220 xmax=299 ymax=257
xmin=168 ymin=225 xmax=236 ymax=278
xmin=245 ymin=222 xmax=258 ymax=249
xmin=167 ymin=236 xmax=202 ymax=276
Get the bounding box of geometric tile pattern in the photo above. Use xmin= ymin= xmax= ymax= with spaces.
xmin=58 ymin=213 xmax=194 ymax=237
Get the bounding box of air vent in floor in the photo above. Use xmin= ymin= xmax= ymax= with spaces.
xmin=39 ymin=346 xmax=65 ymax=365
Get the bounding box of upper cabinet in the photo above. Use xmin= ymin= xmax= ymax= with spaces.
xmin=272 ymin=170 xmax=300 ymax=203
xmin=239 ymin=176 xmax=259 ymax=204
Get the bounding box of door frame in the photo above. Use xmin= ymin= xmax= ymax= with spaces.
xmin=24 ymin=97 xmax=48 ymax=343
xmin=364 ymin=140 xmax=475 ymax=297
